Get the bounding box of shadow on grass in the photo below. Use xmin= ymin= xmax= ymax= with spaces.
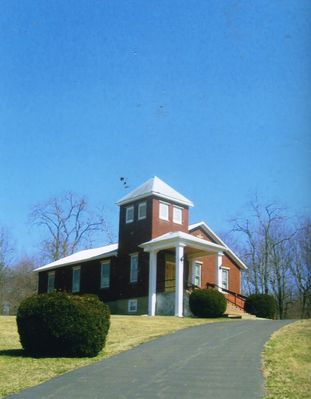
xmin=0 ymin=349 xmax=61 ymax=359
xmin=0 ymin=348 xmax=96 ymax=359
xmin=0 ymin=349 xmax=28 ymax=357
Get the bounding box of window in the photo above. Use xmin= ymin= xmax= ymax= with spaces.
xmin=47 ymin=271 xmax=55 ymax=293
xmin=173 ymin=206 xmax=182 ymax=224
xmin=221 ymin=268 xmax=229 ymax=291
xmin=100 ymin=261 xmax=110 ymax=289
xmin=72 ymin=266 xmax=81 ymax=293
xmin=128 ymin=299 xmax=138 ymax=313
xmin=138 ymin=202 xmax=147 ymax=220
xmin=130 ymin=254 xmax=138 ymax=283
xmin=159 ymin=202 xmax=169 ymax=221
xmin=192 ymin=262 xmax=201 ymax=287
xmin=126 ymin=205 xmax=134 ymax=223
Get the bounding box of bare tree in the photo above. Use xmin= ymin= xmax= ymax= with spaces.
xmin=232 ymin=199 xmax=295 ymax=318
xmin=0 ymin=227 xmax=14 ymax=312
xmin=3 ymin=257 xmax=38 ymax=314
xmin=290 ymin=219 xmax=311 ymax=318
xmin=30 ymin=192 xmax=114 ymax=262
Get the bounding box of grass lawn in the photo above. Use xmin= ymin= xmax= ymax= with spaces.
xmin=0 ymin=315 xmax=229 ymax=398
xmin=263 ymin=319 xmax=311 ymax=399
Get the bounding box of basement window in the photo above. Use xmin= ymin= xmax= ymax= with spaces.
xmin=128 ymin=299 xmax=138 ymax=313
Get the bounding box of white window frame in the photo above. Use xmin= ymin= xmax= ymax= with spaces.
xmin=159 ymin=201 xmax=169 ymax=221
xmin=72 ymin=266 xmax=81 ymax=293
xmin=130 ymin=253 xmax=139 ymax=283
xmin=47 ymin=271 xmax=55 ymax=293
xmin=192 ymin=261 xmax=202 ymax=287
xmin=100 ymin=260 xmax=111 ymax=289
xmin=128 ymin=299 xmax=138 ymax=313
xmin=126 ymin=205 xmax=134 ymax=223
xmin=221 ymin=267 xmax=229 ymax=291
xmin=138 ymin=202 xmax=147 ymax=220
xmin=173 ymin=206 xmax=183 ymax=224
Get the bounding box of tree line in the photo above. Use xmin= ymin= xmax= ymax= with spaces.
xmin=0 ymin=193 xmax=310 ymax=318
xmin=0 ymin=193 xmax=114 ymax=314
xmin=231 ymin=199 xmax=310 ymax=319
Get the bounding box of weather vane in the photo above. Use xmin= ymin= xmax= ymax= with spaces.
xmin=120 ymin=177 xmax=129 ymax=189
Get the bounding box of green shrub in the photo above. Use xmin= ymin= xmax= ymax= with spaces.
xmin=16 ymin=292 xmax=110 ymax=357
xmin=189 ymin=288 xmax=226 ymax=318
xmin=245 ymin=294 xmax=276 ymax=319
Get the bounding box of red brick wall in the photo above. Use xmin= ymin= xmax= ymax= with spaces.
xmin=151 ymin=198 xmax=189 ymax=238
xmin=189 ymin=226 xmax=241 ymax=294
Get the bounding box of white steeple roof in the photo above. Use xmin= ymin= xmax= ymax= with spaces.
xmin=117 ymin=176 xmax=193 ymax=207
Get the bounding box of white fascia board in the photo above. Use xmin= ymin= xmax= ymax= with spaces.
xmin=139 ymin=232 xmax=226 ymax=254
xmin=118 ymin=192 xmax=193 ymax=207
xmin=34 ymin=244 xmax=118 ymax=273
xmin=189 ymin=222 xmax=247 ymax=270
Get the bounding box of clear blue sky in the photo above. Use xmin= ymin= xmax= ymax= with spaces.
xmin=1 ymin=0 xmax=310 ymax=256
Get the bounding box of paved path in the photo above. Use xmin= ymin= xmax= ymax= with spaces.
xmin=8 ymin=320 xmax=291 ymax=399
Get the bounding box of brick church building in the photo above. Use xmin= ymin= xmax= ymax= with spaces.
xmin=35 ymin=177 xmax=247 ymax=316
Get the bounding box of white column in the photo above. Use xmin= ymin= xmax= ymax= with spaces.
xmin=148 ymin=250 xmax=157 ymax=316
xmin=215 ymin=252 xmax=223 ymax=291
xmin=175 ymin=244 xmax=185 ymax=317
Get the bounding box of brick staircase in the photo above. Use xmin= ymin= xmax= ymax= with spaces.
xmin=225 ymin=300 xmax=257 ymax=319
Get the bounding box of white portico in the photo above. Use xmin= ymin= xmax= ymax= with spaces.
xmin=140 ymin=231 xmax=226 ymax=317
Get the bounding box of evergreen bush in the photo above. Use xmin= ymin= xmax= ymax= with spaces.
xmin=16 ymin=292 xmax=110 ymax=357
xmin=245 ymin=294 xmax=276 ymax=319
xmin=189 ymin=288 xmax=226 ymax=317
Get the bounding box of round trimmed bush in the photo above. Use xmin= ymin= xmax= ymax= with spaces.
xmin=245 ymin=294 xmax=276 ymax=319
xmin=189 ymin=288 xmax=226 ymax=318
xmin=16 ymin=292 xmax=110 ymax=357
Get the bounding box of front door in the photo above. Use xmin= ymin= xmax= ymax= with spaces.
xmin=165 ymin=258 xmax=175 ymax=292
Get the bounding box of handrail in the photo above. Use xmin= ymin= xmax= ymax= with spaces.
xmin=206 ymin=282 xmax=248 ymax=300
xmin=205 ymin=282 xmax=247 ymax=310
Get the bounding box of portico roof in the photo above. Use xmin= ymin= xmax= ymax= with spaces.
xmin=139 ymin=231 xmax=226 ymax=256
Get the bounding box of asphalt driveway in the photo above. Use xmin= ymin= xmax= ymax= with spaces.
xmin=8 ymin=320 xmax=291 ymax=399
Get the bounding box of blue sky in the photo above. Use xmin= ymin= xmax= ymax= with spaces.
xmin=1 ymin=0 xmax=310 ymax=256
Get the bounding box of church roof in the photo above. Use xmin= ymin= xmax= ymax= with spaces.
xmin=33 ymin=243 xmax=118 ymax=272
xmin=116 ymin=176 xmax=193 ymax=207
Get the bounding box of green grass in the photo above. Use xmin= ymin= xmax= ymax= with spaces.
xmin=263 ymin=319 xmax=311 ymax=399
xmin=0 ymin=315 xmax=229 ymax=398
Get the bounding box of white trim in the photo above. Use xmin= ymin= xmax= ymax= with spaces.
xmin=189 ymin=222 xmax=247 ymax=270
xmin=192 ymin=261 xmax=202 ymax=287
xmin=221 ymin=268 xmax=229 ymax=291
xmin=138 ymin=202 xmax=147 ymax=220
xmin=117 ymin=176 xmax=193 ymax=207
xmin=128 ymin=299 xmax=138 ymax=313
xmin=173 ymin=206 xmax=183 ymax=224
xmin=126 ymin=205 xmax=134 ymax=223
xmin=34 ymin=244 xmax=118 ymax=272
xmin=148 ymin=251 xmax=157 ymax=316
xmin=159 ymin=201 xmax=169 ymax=221
xmin=140 ymin=231 xmax=226 ymax=254
xmin=175 ymin=244 xmax=185 ymax=317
